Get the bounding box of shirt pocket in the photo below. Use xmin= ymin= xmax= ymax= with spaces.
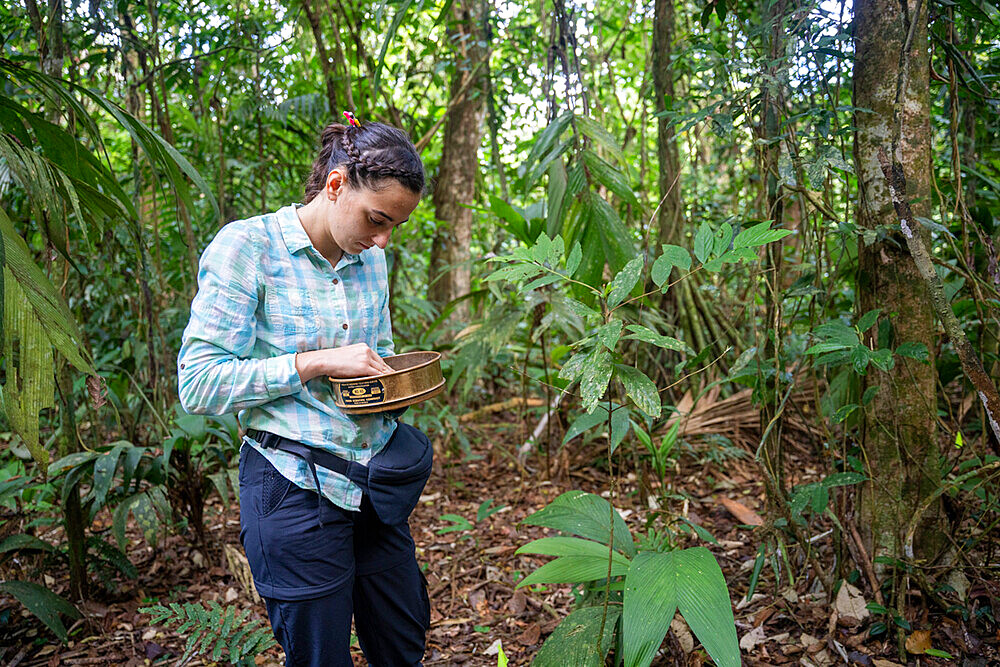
xmin=262 ymin=285 xmax=320 ymax=339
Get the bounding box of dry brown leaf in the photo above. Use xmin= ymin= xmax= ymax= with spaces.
xmin=873 ymin=660 xmax=904 ymax=667
xmin=834 ymin=582 xmax=869 ymax=622
xmin=517 ymin=622 xmax=541 ymax=646
xmin=718 ymin=496 xmax=764 ymax=526
xmin=671 ymin=616 xmax=694 ymax=653
xmin=904 ymin=629 xmax=931 ymax=654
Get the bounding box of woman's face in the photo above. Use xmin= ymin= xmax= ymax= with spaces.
xmin=325 ymin=170 xmax=421 ymax=256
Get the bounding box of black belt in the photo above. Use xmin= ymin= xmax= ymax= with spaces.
xmin=246 ymin=429 xmax=366 ymax=526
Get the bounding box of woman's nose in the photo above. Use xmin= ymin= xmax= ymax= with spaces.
xmin=373 ymin=230 xmax=392 ymax=249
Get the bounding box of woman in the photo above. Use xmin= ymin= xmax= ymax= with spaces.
xmin=177 ymin=116 xmax=429 ymax=666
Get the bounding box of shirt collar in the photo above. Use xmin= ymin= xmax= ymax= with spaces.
xmin=276 ymin=205 xmax=366 ymax=266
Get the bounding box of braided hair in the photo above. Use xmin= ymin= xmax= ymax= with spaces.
xmin=303 ymin=121 xmax=425 ymax=202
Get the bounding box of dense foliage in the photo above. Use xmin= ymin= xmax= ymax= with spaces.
xmin=1 ymin=0 xmax=999 ymax=663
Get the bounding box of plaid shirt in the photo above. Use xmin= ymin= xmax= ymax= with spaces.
xmin=177 ymin=204 xmax=398 ymax=511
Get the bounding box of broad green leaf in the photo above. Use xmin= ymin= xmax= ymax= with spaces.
xmin=47 ymin=451 xmax=100 ymax=477
xmin=113 ymin=493 xmax=143 ymax=550
xmin=565 ymin=242 xmax=583 ymax=276
xmin=625 ymin=325 xmax=690 ymax=354
xmin=582 ymin=150 xmax=640 ymax=207
xmin=895 ymin=342 xmax=928 ymax=360
xmin=821 ymin=472 xmax=867 ymax=487
xmin=517 ymin=555 xmax=630 ymax=587
xmin=0 ymin=580 xmax=81 ymax=643
xmin=813 ymin=321 xmax=859 ymax=346
xmin=623 ymin=552 xmax=678 ymax=667
xmin=693 ymin=223 xmax=713 ymax=264
xmin=617 ymin=365 xmax=660 ymax=418
xmin=595 ymin=320 xmax=623 ymax=350
xmin=732 ymin=221 xmax=794 ymax=249
xmin=532 ymin=605 xmax=621 ymax=667
xmin=517 ymin=537 xmax=631 ymax=568
xmin=580 ymin=348 xmax=614 ymax=413
xmin=0 ymin=270 xmax=54 ymax=468
xmin=607 ymin=256 xmax=644 ymax=309
xmin=623 ymin=548 xmax=739 ymax=667
xmin=524 ymin=112 xmax=573 ymax=185
xmin=651 ymin=245 xmax=691 ymax=287
xmin=575 ymin=116 xmax=625 ymax=165
xmin=0 ymin=209 xmax=93 ymax=374
xmin=856 ymin=309 xmax=881 ymax=333
xmin=805 ymin=342 xmax=851 ymax=355
xmin=0 ymin=534 xmax=57 ymax=553
xmin=522 ymin=490 xmax=635 ymax=558
xmin=851 ymin=345 xmax=871 ymax=373
xmin=91 ymin=442 xmax=127 ymax=510
xmin=588 ymin=192 xmax=634 ymax=274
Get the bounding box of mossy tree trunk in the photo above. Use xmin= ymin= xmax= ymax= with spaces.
xmin=854 ymin=0 xmax=944 ymax=570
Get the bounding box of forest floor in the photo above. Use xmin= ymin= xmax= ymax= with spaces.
xmin=2 ymin=406 xmax=998 ymax=666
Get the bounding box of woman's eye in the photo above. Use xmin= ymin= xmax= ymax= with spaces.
xmin=369 ymin=217 xmax=385 ymax=226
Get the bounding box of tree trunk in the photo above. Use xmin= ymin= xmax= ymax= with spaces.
xmin=429 ymin=0 xmax=486 ymax=328
xmin=652 ymin=0 xmax=682 ymax=246
xmin=302 ymin=0 xmax=339 ymax=114
xmin=854 ymin=0 xmax=943 ymax=567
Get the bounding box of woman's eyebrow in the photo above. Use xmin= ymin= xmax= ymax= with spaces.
xmin=372 ymin=208 xmax=408 ymax=224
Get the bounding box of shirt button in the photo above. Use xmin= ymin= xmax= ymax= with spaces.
xmin=361 ymin=442 xmax=369 ymax=449
xmin=342 ymin=323 xmax=349 ymax=330
xmin=180 ymin=364 xmax=185 ymax=370
xmin=332 ymin=278 xmax=339 ymax=285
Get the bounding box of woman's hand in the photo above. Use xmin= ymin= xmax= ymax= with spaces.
xmin=295 ymin=344 xmax=393 ymax=382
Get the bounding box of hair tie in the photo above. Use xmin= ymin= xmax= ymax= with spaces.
xmin=343 ymin=111 xmax=362 ymax=128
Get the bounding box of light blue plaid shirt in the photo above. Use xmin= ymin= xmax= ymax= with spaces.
xmin=177 ymin=204 xmax=398 ymax=511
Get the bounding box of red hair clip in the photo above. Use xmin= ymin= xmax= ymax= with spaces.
xmin=343 ymin=111 xmax=362 ymax=128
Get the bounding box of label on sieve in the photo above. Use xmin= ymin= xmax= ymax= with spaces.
xmin=339 ymin=379 xmax=386 ymax=406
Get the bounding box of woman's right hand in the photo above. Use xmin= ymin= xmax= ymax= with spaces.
xmin=295 ymin=344 xmax=394 ymax=382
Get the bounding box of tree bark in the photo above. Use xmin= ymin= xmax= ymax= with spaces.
xmin=652 ymin=0 xmax=682 ymax=246
xmin=429 ymin=0 xmax=486 ymax=327
xmin=854 ymin=0 xmax=943 ymax=566
xmin=302 ymin=0 xmax=339 ymax=114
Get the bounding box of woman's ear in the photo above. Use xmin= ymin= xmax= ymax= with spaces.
xmin=326 ymin=168 xmax=347 ymax=201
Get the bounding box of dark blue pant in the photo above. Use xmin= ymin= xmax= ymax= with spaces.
xmin=239 ymin=444 xmax=429 ymax=666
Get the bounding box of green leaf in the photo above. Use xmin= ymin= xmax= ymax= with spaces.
xmin=0 ymin=580 xmax=81 ymax=643
xmin=895 ymin=341 xmax=928 ymax=360
xmin=588 ymin=192 xmax=634 ymax=274
xmin=651 ymin=245 xmax=691 ymax=287
xmin=862 ymin=385 xmax=880 ymax=405
xmin=522 ymin=490 xmax=636 ymax=557
xmin=0 ymin=534 xmax=58 ymax=554
xmin=532 ymin=605 xmax=621 ymax=667
xmin=813 ymin=321 xmax=858 ymax=346
xmin=563 ymin=404 xmax=630 ymax=452
xmin=565 ymin=242 xmax=583 ymax=276
xmin=851 ymin=345 xmax=871 ymax=373
xmin=580 ymin=349 xmax=614 ymax=413
xmin=617 ymin=365 xmax=660 ymax=418
xmin=92 ymin=442 xmax=127 ymax=510
xmin=623 ymin=548 xmax=739 ymax=667
xmin=607 ymin=256 xmax=644 ymax=309
xmin=582 ymin=150 xmax=640 ymax=207
xmin=832 ymin=403 xmax=859 ymax=423
xmin=0 ymin=209 xmax=94 ymax=375
xmin=821 ymin=472 xmax=867 ymax=487
xmin=594 ymin=320 xmax=624 ymax=351
xmin=575 ymin=116 xmax=625 ymax=165
xmin=517 ymin=555 xmax=630 ymax=587
xmin=805 ymin=342 xmax=851 ymax=355
xmin=47 ymin=451 xmax=100 ymax=477
xmin=856 ymin=308 xmax=881 ymax=333
xmin=517 ymin=537 xmax=631 ymax=567
xmin=732 ymin=220 xmax=794 ymax=249
xmin=693 ymin=223 xmax=713 ymax=264
xmin=625 ymin=325 xmax=690 ymax=354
